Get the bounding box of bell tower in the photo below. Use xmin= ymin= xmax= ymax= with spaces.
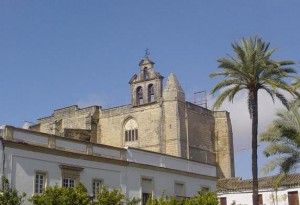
xmin=129 ymin=53 xmax=164 ymax=106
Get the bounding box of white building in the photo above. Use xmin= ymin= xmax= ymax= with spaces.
xmin=217 ymin=174 xmax=300 ymax=205
xmin=0 ymin=125 xmax=217 ymax=205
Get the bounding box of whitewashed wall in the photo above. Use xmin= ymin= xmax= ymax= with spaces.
xmin=1 ymin=126 xmax=217 ymax=205
xmin=125 ymin=147 xmax=216 ymax=177
xmin=6 ymin=147 xmax=215 ymax=205
xmin=218 ymin=188 xmax=300 ymax=205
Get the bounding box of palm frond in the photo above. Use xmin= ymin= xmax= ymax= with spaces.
xmin=261 ymin=158 xmax=284 ymax=174
xmin=260 ymin=85 xmax=275 ymax=103
xmin=260 ymin=102 xmax=300 ymax=174
xmin=210 ymin=79 xmax=243 ymax=95
xmin=212 ymin=86 xmax=245 ymax=110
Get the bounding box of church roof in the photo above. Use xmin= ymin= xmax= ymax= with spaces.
xmin=217 ymin=173 xmax=300 ymax=192
xmin=139 ymin=57 xmax=155 ymax=66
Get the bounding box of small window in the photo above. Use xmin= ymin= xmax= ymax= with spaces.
xmin=142 ymin=193 xmax=151 ymax=205
xmin=175 ymin=182 xmax=185 ymax=199
xmin=201 ymin=187 xmax=210 ymax=193
xmin=148 ymin=84 xmax=155 ymax=103
xmin=34 ymin=172 xmax=46 ymax=194
xmin=288 ymin=191 xmax=299 ymax=205
xmin=258 ymin=194 xmax=263 ymax=205
xmin=60 ymin=165 xmax=83 ymax=188
xmin=142 ymin=178 xmax=153 ymax=205
xmin=63 ymin=178 xmax=75 ymax=188
xmin=92 ymin=179 xmax=102 ymax=199
xmin=220 ymin=197 xmax=227 ymax=205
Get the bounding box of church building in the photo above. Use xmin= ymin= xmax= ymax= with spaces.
xmin=0 ymin=56 xmax=237 ymax=204
xmin=30 ymin=56 xmax=235 ymax=179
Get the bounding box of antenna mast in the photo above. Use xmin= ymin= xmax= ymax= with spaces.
xmin=193 ymin=91 xmax=207 ymax=108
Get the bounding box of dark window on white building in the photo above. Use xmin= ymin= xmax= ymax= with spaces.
xmin=92 ymin=179 xmax=103 ymax=199
xmin=142 ymin=178 xmax=153 ymax=205
xmin=34 ymin=172 xmax=46 ymax=194
xmin=288 ymin=191 xmax=299 ymax=205
xmin=174 ymin=182 xmax=185 ymax=199
xmin=59 ymin=165 xmax=83 ymax=188
xmin=63 ymin=178 xmax=75 ymax=188
xmin=220 ymin=197 xmax=227 ymax=205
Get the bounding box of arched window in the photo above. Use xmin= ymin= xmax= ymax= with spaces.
xmin=148 ymin=84 xmax=155 ymax=102
xmin=136 ymin=86 xmax=143 ymax=105
xmin=124 ymin=119 xmax=138 ymax=142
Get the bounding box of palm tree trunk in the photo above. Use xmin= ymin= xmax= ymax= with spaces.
xmin=251 ymin=89 xmax=259 ymax=205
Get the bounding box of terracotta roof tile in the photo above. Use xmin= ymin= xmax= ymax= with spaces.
xmin=217 ymin=173 xmax=300 ymax=192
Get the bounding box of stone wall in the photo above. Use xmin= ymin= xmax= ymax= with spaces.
xmin=29 ymin=101 xmax=234 ymax=178
xmin=29 ymin=102 xmax=234 ymax=178
xmin=214 ymin=111 xmax=235 ymax=178
xmin=163 ymin=99 xmax=181 ymax=157
xmin=100 ymin=103 xmax=163 ymax=152
xmin=35 ymin=105 xmax=100 ymax=141
xmin=185 ymin=102 xmax=216 ymax=164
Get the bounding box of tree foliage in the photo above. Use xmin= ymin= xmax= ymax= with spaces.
xmin=29 ymin=182 xmax=218 ymax=205
xmin=0 ymin=176 xmax=26 ymax=205
xmin=260 ymin=99 xmax=300 ymax=174
xmin=29 ymin=183 xmax=90 ymax=205
xmin=209 ymin=35 xmax=298 ymax=205
xmin=95 ymin=186 xmax=140 ymax=205
xmin=145 ymin=191 xmax=219 ymax=205
xmin=30 ymin=183 xmax=140 ymax=205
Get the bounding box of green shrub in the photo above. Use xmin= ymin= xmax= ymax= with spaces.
xmin=0 ymin=176 xmax=26 ymax=205
xmin=29 ymin=183 xmax=90 ymax=205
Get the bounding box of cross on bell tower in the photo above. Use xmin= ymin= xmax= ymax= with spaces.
xmin=144 ymin=48 xmax=150 ymax=58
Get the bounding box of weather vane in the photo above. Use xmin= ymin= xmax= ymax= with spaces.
xmin=145 ymin=48 xmax=150 ymax=58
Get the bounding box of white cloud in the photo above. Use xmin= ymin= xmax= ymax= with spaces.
xmin=208 ymin=90 xmax=294 ymax=178
xmin=208 ymin=90 xmax=293 ymax=149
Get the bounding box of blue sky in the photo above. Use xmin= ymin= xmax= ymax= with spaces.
xmin=1 ymin=0 xmax=299 ymax=179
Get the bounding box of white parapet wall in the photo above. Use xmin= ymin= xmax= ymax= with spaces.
xmin=0 ymin=126 xmax=217 ymax=205
xmin=2 ymin=126 xmax=123 ymax=160
xmin=125 ymin=147 xmax=216 ymax=177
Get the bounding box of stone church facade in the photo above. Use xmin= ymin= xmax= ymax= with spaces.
xmin=30 ymin=57 xmax=235 ymax=179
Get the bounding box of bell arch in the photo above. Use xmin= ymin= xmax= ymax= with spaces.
xmin=148 ymin=84 xmax=155 ymax=103
xmin=136 ymin=86 xmax=144 ymax=105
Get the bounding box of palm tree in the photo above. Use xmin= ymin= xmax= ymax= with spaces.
xmin=209 ymin=36 xmax=297 ymax=205
xmin=260 ymin=99 xmax=300 ymax=174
